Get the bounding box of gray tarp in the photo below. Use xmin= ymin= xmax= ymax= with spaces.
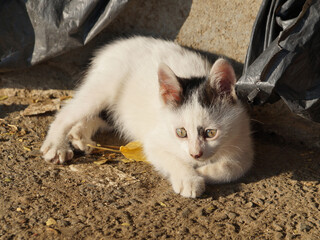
xmin=0 ymin=0 xmax=128 ymax=71
xmin=236 ymin=0 xmax=320 ymax=122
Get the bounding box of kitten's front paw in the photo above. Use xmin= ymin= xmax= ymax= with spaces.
xmin=170 ymin=175 xmax=205 ymax=198
xmin=41 ymin=140 xmax=73 ymax=164
xmin=67 ymin=124 xmax=95 ymax=154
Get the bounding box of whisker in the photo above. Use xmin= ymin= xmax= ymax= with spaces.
xmin=250 ymin=118 xmax=264 ymax=125
xmin=224 ymin=144 xmax=244 ymax=153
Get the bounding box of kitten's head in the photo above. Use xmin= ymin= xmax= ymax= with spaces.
xmin=158 ymin=58 xmax=246 ymax=162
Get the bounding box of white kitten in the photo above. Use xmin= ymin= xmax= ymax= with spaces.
xmin=41 ymin=37 xmax=253 ymax=198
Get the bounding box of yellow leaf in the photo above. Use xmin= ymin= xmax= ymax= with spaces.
xmin=94 ymin=158 xmax=109 ymax=165
xmin=206 ymin=206 xmax=215 ymax=212
xmin=0 ymin=96 xmax=8 ymax=101
xmin=120 ymin=141 xmax=147 ymax=162
xmin=23 ymin=146 xmax=31 ymax=152
xmin=46 ymin=218 xmax=57 ymax=226
xmin=121 ymin=223 xmax=130 ymax=226
xmin=88 ymin=141 xmax=148 ymax=163
xmin=159 ymin=202 xmax=167 ymax=207
xmin=16 ymin=207 xmax=24 ymax=213
xmin=120 ymin=158 xmax=135 ymax=163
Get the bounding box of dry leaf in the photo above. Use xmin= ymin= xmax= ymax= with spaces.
xmin=121 ymin=223 xmax=130 ymax=226
xmin=120 ymin=141 xmax=147 ymax=162
xmin=0 ymin=96 xmax=8 ymax=101
xmin=16 ymin=207 xmax=24 ymax=213
xmin=23 ymin=146 xmax=31 ymax=152
xmin=22 ymin=99 xmax=61 ymax=116
xmin=88 ymin=141 xmax=148 ymax=163
xmin=120 ymin=158 xmax=135 ymax=163
xmin=94 ymin=158 xmax=109 ymax=165
xmin=159 ymin=202 xmax=167 ymax=207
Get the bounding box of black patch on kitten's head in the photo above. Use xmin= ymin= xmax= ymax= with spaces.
xmin=197 ymin=81 xmax=220 ymax=108
xmin=171 ymin=75 xmax=236 ymax=110
xmin=159 ymin=58 xmax=237 ymax=110
xmin=177 ymin=76 xmax=207 ymax=105
xmin=198 ymin=82 xmax=237 ymax=109
xmin=177 ymin=76 xmax=227 ymax=109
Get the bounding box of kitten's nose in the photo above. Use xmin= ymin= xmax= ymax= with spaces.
xmin=190 ymin=151 xmax=203 ymax=159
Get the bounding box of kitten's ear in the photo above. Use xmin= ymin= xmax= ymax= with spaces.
xmin=209 ymin=58 xmax=237 ymax=99
xmin=158 ymin=63 xmax=182 ymax=107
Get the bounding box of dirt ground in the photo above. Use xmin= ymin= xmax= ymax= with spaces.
xmin=1 ymin=57 xmax=320 ymax=239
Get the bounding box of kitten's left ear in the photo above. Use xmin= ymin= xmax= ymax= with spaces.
xmin=209 ymin=58 xmax=237 ymax=99
xmin=158 ymin=63 xmax=182 ymax=107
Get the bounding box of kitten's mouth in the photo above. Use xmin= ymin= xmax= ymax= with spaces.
xmin=198 ymin=157 xmax=210 ymax=162
xmin=191 ymin=156 xmax=208 ymax=162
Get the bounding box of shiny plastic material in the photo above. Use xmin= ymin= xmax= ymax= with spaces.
xmin=0 ymin=0 xmax=128 ymax=71
xmin=236 ymin=0 xmax=320 ymax=122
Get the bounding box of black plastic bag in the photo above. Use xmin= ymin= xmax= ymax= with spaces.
xmin=0 ymin=0 xmax=128 ymax=72
xmin=236 ymin=0 xmax=320 ymax=122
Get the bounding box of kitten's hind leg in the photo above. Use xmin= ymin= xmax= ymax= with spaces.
xmin=68 ymin=116 xmax=109 ymax=154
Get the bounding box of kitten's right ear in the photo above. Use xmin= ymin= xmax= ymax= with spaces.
xmin=158 ymin=63 xmax=182 ymax=107
xmin=209 ymin=58 xmax=237 ymax=99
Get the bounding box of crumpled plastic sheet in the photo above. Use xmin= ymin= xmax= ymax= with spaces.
xmin=0 ymin=0 xmax=128 ymax=72
xmin=236 ymin=0 xmax=320 ymax=122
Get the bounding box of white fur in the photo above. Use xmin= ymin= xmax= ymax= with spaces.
xmin=41 ymin=37 xmax=253 ymax=198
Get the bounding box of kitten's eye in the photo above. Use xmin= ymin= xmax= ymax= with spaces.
xmin=176 ymin=128 xmax=187 ymax=138
xmin=205 ymin=129 xmax=217 ymax=138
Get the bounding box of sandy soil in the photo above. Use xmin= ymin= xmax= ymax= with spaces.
xmin=0 ymin=80 xmax=319 ymax=240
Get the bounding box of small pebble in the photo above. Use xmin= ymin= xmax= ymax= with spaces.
xmin=227 ymin=212 xmax=237 ymax=219
xmin=181 ymin=209 xmax=192 ymax=218
xmin=245 ymin=202 xmax=254 ymax=208
xmin=272 ymin=223 xmax=283 ymax=232
xmin=57 ymin=219 xmax=70 ymax=227
xmin=299 ymin=222 xmax=312 ymax=232
xmin=46 ymin=218 xmax=57 ymax=226
xmin=274 ymin=232 xmax=284 ymax=239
